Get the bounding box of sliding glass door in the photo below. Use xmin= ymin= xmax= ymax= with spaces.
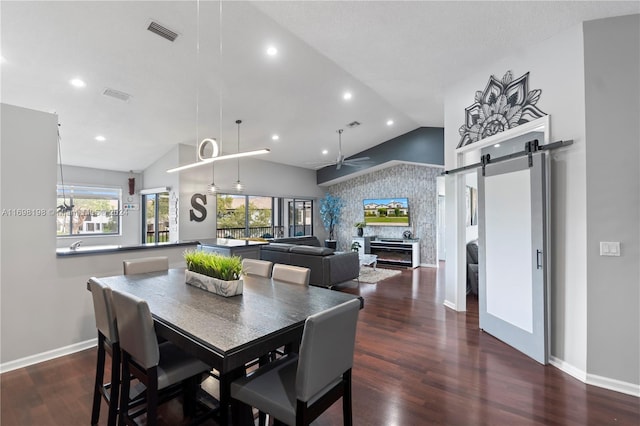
xmin=142 ymin=192 xmax=169 ymax=243
xmin=216 ymin=194 xmax=312 ymax=238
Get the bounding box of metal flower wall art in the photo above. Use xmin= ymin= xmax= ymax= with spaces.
xmin=457 ymin=70 xmax=547 ymax=148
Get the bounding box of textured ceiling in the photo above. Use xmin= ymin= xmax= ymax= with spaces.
xmin=1 ymin=1 xmax=637 ymax=172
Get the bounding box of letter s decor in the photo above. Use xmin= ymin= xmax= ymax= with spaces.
xmin=189 ymin=193 xmax=207 ymax=222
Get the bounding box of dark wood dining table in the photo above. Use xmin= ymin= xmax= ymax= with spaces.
xmin=89 ymin=268 xmax=363 ymax=425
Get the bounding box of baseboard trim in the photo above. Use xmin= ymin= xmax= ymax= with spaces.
xmin=550 ymin=356 xmax=639 ymax=398
xmin=549 ymin=356 xmax=587 ymax=382
xmin=0 ymin=338 xmax=97 ymax=374
xmin=587 ymin=373 xmax=640 ymax=398
xmin=420 ymin=263 xmax=438 ymax=268
xmin=443 ymin=300 xmax=457 ymax=310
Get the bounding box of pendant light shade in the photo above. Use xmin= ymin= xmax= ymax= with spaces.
xmin=208 ymin=161 xmax=217 ymax=194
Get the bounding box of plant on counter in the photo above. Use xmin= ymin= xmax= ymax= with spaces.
xmin=184 ymin=250 xmax=243 ymax=281
xmin=354 ymin=221 xmax=366 ymax=237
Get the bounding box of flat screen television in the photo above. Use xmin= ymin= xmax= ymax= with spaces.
xmin=363 ymin=197 xmax=410 ymax=226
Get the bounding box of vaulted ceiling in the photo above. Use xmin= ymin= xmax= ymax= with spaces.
xmin=2 ymin=1 xmax=637 ymax=172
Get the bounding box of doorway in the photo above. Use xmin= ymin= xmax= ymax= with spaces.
xmin=446 ymin=116 xmax=549 ymax=363
xmin=142 ymin=192 xmax=170 ymax=243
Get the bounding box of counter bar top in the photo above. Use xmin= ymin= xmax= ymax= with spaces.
xmin=56 ymin=241 xmax=198 ymax=257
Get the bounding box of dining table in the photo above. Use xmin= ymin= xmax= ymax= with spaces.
xmin=89 ymin=268 xmax=363 ymax=425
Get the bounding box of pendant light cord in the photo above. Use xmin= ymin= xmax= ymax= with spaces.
xmin=57 ymin=124 xmax=67 ymax=203
xmin=236 ymin=119 xmax=241 ymax=182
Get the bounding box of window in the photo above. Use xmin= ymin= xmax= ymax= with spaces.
xmin=56 ymin=185 xmax=121 ymax=236
xmin=287 ymin=199 xmax=313 ymax=237
xmin=215 ymin=194 xmax=313 ymax=239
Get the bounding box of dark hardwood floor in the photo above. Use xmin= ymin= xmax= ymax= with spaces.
xmin=1 ymin=264 xmax=638 ymax=425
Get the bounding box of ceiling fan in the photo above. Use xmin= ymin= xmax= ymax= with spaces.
xmin=325 ymin=129 xmax=371 ymax=170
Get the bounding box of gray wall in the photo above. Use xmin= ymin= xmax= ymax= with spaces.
xmin=444 ymin=14 xmax=640 ymax=393
xmin=328 ymin=163 xmax=441 ymax=265
xmin=584 ymin=15 xmax=640 ymax=387
xmin=317 ymin=127 xmax=444 ymax=184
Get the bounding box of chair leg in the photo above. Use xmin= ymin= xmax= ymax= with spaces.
xmin=342 ymin=370 xmax=352 ymax=426
xmin=118 ymin=354 xmax=131 ymax=426
xmin=91 ymin=335 xmax=106 ymax=425
xmin=106 ymin=343 xmax=121 ymax=426
xmin=182 ymin=375 xmax=199 ymax=418
xmin=258 ymin=411 xmax=267 ymax=426
xmin=146 ymin=367 xmax=159 ymax=426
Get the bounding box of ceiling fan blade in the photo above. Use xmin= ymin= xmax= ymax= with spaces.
xmin=344 ymin=156 xmax=370 ymax=163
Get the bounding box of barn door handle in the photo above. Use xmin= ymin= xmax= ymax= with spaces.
xmin=536 ymin=250 xmax=543 ymax=269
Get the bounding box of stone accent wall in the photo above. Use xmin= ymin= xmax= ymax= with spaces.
xmin=328 ymin=163 xmax=441 ymax=266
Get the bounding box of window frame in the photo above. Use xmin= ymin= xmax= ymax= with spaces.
xmin=215 ymin=194 xmax=313 ymax=239
xmin=56 ymin=184 xmax=122 ymax=238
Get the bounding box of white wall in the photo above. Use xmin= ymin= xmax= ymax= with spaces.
xmin=1 ymin=104 xmax=58 ymax=363
xmin=56 ymin=165 xmax=142 ymax=248
xmin=584 ymin=15 xmax=640 ymax=389
xmin=444 ymin=24 xmax=589 ymax=374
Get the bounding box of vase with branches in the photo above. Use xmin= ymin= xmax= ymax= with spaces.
xmin=319 ymin=193 xmax=343 ymax=248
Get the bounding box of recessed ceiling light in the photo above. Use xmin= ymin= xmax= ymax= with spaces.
xmin=322 ymin=149 xmax=329 ymax=155
xmin=271 ymin=134 xmax=279 ymax=141
xmin=95 ymin=135 xmax=106 ymax=142
xmin=266 ymin=46 xmax=278 ymax=56
xmin=386 ymin=119 xmax=394 ymax=126
xmin=494 ymin=143 xmax=501 ymax=148
xmin=70 ymin=78 xmax=86 ymax=88
xmin=343 ymin=92 xmax=352 ymax=100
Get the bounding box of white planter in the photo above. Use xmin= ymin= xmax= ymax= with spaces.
xmin=185 ymin=270 xmax=243 ymax=297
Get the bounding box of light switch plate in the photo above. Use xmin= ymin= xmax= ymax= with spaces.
xmin=600 ymin=241 xmax=621 ymax=256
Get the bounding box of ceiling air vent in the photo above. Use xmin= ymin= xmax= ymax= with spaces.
xmin=102 ymin=88 xmax=132 ymax=102
xmin=147 ymin=21 xmax=179 ymax=42
xmin=346 ymin=121 xmax=361 ymax=128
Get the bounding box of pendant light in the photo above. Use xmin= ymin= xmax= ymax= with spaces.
xmin=235 ymin=119 xmax=243 ymax=192
xmin=207 ymin=160 xmax=217 ymax=194
xmin=166 ymin=2 xmax=268 ymax=175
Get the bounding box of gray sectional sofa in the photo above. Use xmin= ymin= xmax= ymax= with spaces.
xmin=260 ymin=236 xmax=359 ymax=288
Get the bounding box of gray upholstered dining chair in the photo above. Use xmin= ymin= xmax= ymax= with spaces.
xmin=242 ymin=258 xmax=273 ymax=278
xmin=111 ymin=289 xmax=210 ymax=426
xmin=89 ymin=278 xmax=121 ymax=426
xmin=230 ymin=298 xmax=361 ymax=426
xmin=123 ymin=256 xmax=169 ymax=275
xmin=272 ymin=263 xmax=310 ymax=286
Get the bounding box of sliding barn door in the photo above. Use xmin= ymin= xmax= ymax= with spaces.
xmin=478 ymin=152 xmax=549 ymax=364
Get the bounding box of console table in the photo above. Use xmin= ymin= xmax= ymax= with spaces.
xmin=369 ymin=238 xmax=420 ymax=268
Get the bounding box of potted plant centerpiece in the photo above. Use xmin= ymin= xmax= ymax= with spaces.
xmin=183 ymin=250 xmax=244 ymax=297
xmin=354 ymin=221 xmax=366 ymax=237
xmin=319 ymin=193 xmax=344 ymax=249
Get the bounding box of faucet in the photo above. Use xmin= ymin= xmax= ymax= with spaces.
xmin=69 ymin=240 xmax=83 ymax=250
